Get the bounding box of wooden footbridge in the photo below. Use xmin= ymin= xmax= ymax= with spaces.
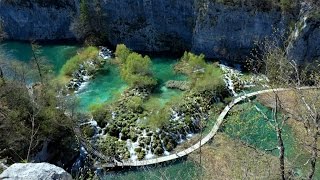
xmin=79 ymin=87 xmax=314 ymax=168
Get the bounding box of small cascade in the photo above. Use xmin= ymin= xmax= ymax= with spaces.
xmin=171 ymin=109 xmax=181 ymax=121
xmin=71 ymin=146 xmax=88 ymax=173
xmin=219 ymin=64 xmax=239 ymax=96
xmin=292 ymin=1 xmax=313 ymax=40
xmin=67 ymin=47 xmax=112 ymax=92
xmin=126 ymin=139 xmax=139 ymax=161
xmin=145 ymin=134 xmax=155 ymax=159
xmin=219 ymin=64 xmax=269 ymax=96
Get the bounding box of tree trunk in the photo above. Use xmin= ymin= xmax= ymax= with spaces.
xmin=277 ymin=126 xmax=286 ymax=180
xmin=308 ymin=131 xmax=318 ymax=180
xmin=30 ymin=42 xmax=43 ymax=83
xmin=31 ymin=50 xmax=42 ymax=83
xmin=275 ymin=94 xmax=286 ymax=180
xmin=0 ymin=66 xmax=5 ymax=84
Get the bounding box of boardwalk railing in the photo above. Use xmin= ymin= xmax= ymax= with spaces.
xmin=92 ymin=87 xmax=316 ymax=167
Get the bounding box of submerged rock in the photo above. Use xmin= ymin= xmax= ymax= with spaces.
xmin=165 ymin=80 xmax=190 ymax=91
xmin=0 ymin=163 xmax=72 ymax=180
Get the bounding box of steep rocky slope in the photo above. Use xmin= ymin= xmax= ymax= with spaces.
xmin=0 ymin=0 xmax=319 ymax=62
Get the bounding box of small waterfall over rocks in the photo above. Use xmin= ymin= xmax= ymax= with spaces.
xmin=292 ymin=1 xmax=313 ymax=40
xmin=286 ymin=1 xmax=317 ymax=64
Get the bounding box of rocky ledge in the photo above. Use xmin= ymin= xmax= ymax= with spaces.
xmin=0 ymin=163 xmax=72 ymax=180
xmin=165 ymin=80 xmax=190 ymax=91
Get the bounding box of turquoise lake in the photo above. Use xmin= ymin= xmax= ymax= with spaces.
xmin=0 ymin=41 xmax=186 ymax=111
xmin=0 ymin=41 xmax=199 ymax=179
xmin=2 ymin=41 xmax=316 ymax=179
xmin=76 ymin=57 xmax=187 ymax=111
xmin=0 ymin=41 xmax=80 ymax=73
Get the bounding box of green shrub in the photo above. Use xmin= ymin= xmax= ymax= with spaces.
xmin=126 ymin=96 xmax=144 ymax=113
xmin=120 ymin=52 xmax=157 ymax=87
xmin=115 ymin=44 xmax=131 ymax=64
xmin=82 ymin=125 xmax=95 ymax=138
xmin=60 ymin=46 xmax=100 ymax=76
xmin=175 ymin=51 xmax=206 ymax=75
xmin=90 ymin=103 xmax=112 ymax=127
xmin=175 ymin=52 xmax=225 ymax=93
xmin=147 ymin=107 xmax=170 ymax=129
xmin=192 ymin=64 xmax=225 ymax=93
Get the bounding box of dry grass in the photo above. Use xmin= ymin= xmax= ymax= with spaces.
xmin=257 ymin=90 xmax=320 ymax=177
xmin=257 ymin=89 xmax=320 ymax=119
xmin=188 ymin=133 xmax=280 ymax=180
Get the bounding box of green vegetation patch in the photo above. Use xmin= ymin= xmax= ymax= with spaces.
xmin=115 ymin=44 xmax=157 ymax=88
xmin=223 ymin=102 xmax=295 ymax=156
xmin=60 ymin=46 xmax=100 ymax=77
xmin=175 ymin=51 xmax=225 ymax=93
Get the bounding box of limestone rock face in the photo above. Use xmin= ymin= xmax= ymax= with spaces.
xmin=0 ymin=0 xmax=319 ymax=63
xmin=0 ymin=1 xmax=76 ymax=40
xmin=0 ymin=163 xmax=72 ymax=180
xmin=191 ymin=3 xmax=288 ymax=61
xmin=287 ymin=17 xmax=320 ymax=64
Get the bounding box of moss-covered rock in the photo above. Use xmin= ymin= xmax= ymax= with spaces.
xmin=81 ymin=125 xmax=95 ymax=138
xmin=137 ymin=150 xmax=146 ymax=160
xmin=154 ymin=146 xmax=164 ymax=156
xmin=134 ymin=147 xmax=142 ymax=153
xmin=165 ymin=142 xmax=174 ymax=151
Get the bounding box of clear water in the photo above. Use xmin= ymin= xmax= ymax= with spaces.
xmin=0 ymin=41 xmax=80 ymax=73
xmin=77 ymin=57 xmax=187 ymax=111
xmin=0 ymin=41 xmax=199 ymax=179
xmin=223 ymin=101 xmax=320 ymax=178
xmin=76 ymin=65 xmax=127 ymax=111
xmin=101 ymin=160 xmax=201 ymax=180
xmin=149 ymin=58 xmax=187 ymax=106
xmin=0 ymin=42 xmax=187 ymax=111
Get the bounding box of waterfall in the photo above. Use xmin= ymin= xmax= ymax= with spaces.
xmin=291 ymin=1 xmax=313 ymax=40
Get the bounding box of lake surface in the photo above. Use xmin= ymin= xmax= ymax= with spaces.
xmin=0 ymin=41 xmax=80 ymax=73
xmin=0 ymin=41 xmax=200 ymax=179
xmin=76 ymin=57 xmax=187 ymax=111
xmin=3 ymin=41 xmax=316 ymax=179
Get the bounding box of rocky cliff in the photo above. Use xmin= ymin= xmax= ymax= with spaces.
xmin=0 ymin=0 xmax=76 ymax=40
xmin=0 ymin=0 xmax=319 ymax=62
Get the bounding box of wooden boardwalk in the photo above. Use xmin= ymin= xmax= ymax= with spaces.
xmin=95 ymin=87 xmax=315 ymax=167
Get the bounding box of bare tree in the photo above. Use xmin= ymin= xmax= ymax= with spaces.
xmin=249 ymin=37 xmax=320 ymax=179
xmin=26 ymin=102 xmax=40 ymax=162
xmin=289 ymin=86 xmax=320 ymax=179
xmin=30 ymin=41 xmax=43 ymax=83
xmin=252 ymin=93 xmax=287 ymax=179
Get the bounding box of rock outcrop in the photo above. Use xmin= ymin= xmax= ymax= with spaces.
xmin=286 ymin=3 xmax=320 ymax=63
xmin=0 ymin=0 xmax=319 ymax=63
xmin=0 ymin=1 xmax=76 ymax=40
xmin=165 ymin=80 xmax=190 ymax=91
xmin=0 ymin=163 xmax=72 ymax=180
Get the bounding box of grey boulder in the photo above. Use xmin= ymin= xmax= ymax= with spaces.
xmin=0 ymin=163 xmax=72 ymax=180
